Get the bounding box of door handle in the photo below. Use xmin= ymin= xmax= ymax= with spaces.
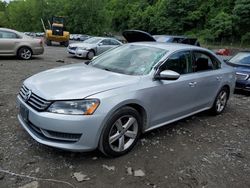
xmin=216 ymin=76 xmax=222 ymax=81
xmin=189 ymin=82 xmax=197 ymax=87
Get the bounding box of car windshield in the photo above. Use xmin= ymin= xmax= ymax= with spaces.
xmin=229 ymin=52 xmax=250 ymax=66
xmin=90 ymin=44 xmax=167 ymax=75
xmin=84 ymin=37 xmax=102 ymax=44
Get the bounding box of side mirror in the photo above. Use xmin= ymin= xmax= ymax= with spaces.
xmin=98 ymin=42 xmax=103 ymax=46
xmin=155 ymin=70 xmax=180 ymax=80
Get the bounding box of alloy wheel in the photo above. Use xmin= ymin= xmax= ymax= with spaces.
xmin=108 ymin=115 xmax=138 ymax=152
xmin=215 ymin=90 xmax=228 ymax=113
xmin=87 ymin=51 xmax=94 ymax=59
xmin=21 ymin=49 xmax=32 ymax=60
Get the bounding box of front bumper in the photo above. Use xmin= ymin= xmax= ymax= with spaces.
xmin=67 ymin=48 xmax=76 ymax=55
xmin=75 ymin=49 xmax=88 ymax=58
xmin=235 ymin=80 xmax=250 ymax=91
xmin=17 ymin=95 xmax=105 ymax=152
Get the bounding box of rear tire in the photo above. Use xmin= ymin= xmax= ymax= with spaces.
xmin=99 ymin=106 xmax=142 ymax=157
xmin=210 ymin=87 xmax=229 ymax=115
xmin=17 ymin=47 xmax=32 ymax=60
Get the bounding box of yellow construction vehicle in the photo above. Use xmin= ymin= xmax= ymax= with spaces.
xmin=41 ymin=16 xmax=70 ymax=47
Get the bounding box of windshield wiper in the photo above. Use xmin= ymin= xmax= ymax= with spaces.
xmin=104 ymin=68 xmax=112 ymax=72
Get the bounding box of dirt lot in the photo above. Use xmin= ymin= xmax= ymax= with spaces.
xmin=0 ymin=46 xmax=250 ymax=188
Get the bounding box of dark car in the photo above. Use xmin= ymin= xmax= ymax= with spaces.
xmin=122 ymin=30 xmax=200 ymax=46
xmin=226 ymin=51 xmax=250 ymax=92
xmin=153 ymin=35 xmax=200 ymax=46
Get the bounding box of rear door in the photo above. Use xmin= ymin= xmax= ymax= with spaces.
xmin=0 ymin=30 xmax=21 ymax=55
xmin=189 ymin=50 xmax=222 ymax=109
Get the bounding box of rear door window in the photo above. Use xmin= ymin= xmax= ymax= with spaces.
xmin=0 ymin=31 xmax=19 ymax=39
xmin=192 ymin=51 xmax=220 ymax=72
xmin=101 ymin=39 xmax=112 ymax=45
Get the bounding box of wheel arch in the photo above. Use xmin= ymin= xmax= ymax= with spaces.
xmin=16 ymin=45 xmax=33 ymax=56
xmin=221 ymin=84 xmax=230 ymax=99
xmin=97 ymin=100 xmax=149 ymax=147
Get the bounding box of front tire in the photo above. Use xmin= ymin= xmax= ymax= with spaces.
xmin=87 ymin=50 xmax=95 ymax=60
xmin=99 ymin=107 xmax=142 ymax=157
xmin=17 ymin=47 xmax=32 ymax=60
xmin=210 ymin=87 xmax=229 ymax=115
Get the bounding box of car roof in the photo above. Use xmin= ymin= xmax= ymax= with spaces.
xmin=127 ymin=42 xmax=206 ymax=52
xmin=0 ymin=28 xmax=18 ymax=33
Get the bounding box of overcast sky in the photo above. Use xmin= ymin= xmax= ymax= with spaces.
xmin=1 ymin=0 xmax=11 ymax=3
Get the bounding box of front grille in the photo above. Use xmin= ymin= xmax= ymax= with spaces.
xmin=236 ymin=72 xmax=249 ymax=81
xmin=19 ymin=85 xmax=51 ymax=111
xmin=52 ymin=27 xmax=63 ymax=36
xmin=27 ymin=121 xmax=81 ymax=142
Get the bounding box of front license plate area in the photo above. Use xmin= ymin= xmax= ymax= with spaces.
xmin=20 ymin=104 xmax=29 ymax=123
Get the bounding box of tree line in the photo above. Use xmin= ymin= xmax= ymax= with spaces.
xmin=0 ymin=0 xmax=250 ymax=44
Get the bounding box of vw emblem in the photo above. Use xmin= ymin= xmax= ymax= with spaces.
xmin=24 ymin=90 xmax=32 ymax=102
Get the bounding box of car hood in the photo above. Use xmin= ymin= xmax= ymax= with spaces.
xmin=69 ymin=42 xmax=96 ymax=49
xmin=122 ymin=30 xmax=156 ymax=43
xmin=235 ymin=66 xmax=250 ymax=75
xmin=226 ymin=62 xmax=250 ymax=74
xmin=24 ymin=63 xmax=140 ymax=100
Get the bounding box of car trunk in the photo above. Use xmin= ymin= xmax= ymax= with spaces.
xmin=122 ymin=30 xmax=156 ymax=43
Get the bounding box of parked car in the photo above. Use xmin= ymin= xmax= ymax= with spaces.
xmin=0 ymin=28 xmax=44 ymax=60
xmin=225 ymin=51 xmax=250 ymax=92
xmin=73 ymin=34 xmax=82 ymax=41
xmin=17 ymin=31 xmax=235 ymax=157
xmin=154 ymin=35 xmax=200 ymax=46
xmin=67 ymin=37 xmax=122 ymax=59
xmin=79 ymin=35 xmax=91 ymax=41
xmin=122 ymin=30 xmax=200 ymax=46
xmin=69 ymin=34 xmax=74 ymax=40
xmin=35 ymin=32 xmax=44 ymax=37
xmin=216 ymin=48 xmax=230 ymax=56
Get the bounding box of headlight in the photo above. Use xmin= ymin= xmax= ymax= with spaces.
xmin=47 ymin=99 xmax=100 ymax=115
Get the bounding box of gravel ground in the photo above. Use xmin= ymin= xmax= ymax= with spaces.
xmin=0 ymin=46 xmax=250 ymax=188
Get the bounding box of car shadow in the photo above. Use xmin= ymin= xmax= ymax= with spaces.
xmin=0 ymin=56 xmax=44 ymax=61
xmin=234 ymin=89 xmax=250 ymax=96
xmin=35 ymin=110 xmax=212 ymax=161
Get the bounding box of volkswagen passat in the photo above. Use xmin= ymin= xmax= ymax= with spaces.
xmin=0 ymin=28 xmax=44 ymax=60
xmin=17 ymin=40 xmax=235 ymax=157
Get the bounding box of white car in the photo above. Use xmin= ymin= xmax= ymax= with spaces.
xmin=67 ymin=37 xmax=122 ymax=59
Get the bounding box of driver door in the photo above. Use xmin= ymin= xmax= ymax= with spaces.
xmin=97 ymin=39 xmax=113 ymax=55
xmin=147 ymin=50 xmax=199 ymax=128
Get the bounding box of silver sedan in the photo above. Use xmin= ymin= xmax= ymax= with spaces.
xmin=17 ymin=42 xmax=235 ymax=157
xmin=67 ymin=37 xmax=122 ymax=59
